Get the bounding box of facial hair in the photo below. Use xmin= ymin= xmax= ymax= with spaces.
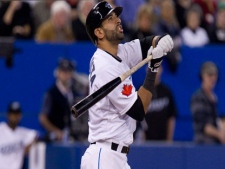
xmin=8 ymin=120 xmax=19 ymax=130
xmin=103 ymin=26 xmax=124 ymax=44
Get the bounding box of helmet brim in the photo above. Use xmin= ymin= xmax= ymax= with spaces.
xmin=112 ymin=6 xmax=123 ymax=17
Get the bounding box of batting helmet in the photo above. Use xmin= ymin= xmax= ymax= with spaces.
xmin=86 ymin=1 xmax=123 ymax=44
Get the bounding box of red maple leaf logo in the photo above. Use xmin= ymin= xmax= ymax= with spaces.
xmin=122 ymin=84 xmax=132 ymax=96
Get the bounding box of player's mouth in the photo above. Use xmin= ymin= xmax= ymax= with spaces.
xmin=117 ymin=24 xmax=123 ymax=33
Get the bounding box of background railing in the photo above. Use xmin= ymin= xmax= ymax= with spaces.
xmin=27 ymin=142 xmax=225 ymax=169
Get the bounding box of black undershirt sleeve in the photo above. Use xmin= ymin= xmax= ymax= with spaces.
xmin=139 ymin=36 xmax=156 ymax=60
xmin=126 ymin=96 xmax=145 ymax=121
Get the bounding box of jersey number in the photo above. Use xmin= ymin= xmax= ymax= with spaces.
xmin=90 ymin=59 xmax=96 ymax=87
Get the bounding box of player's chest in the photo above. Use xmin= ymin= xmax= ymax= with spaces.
xmin=0 ymin=133 xmax=25 ymax=155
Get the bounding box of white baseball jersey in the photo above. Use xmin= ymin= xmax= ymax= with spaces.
xmin=88 ymin=39 xmax=143 ymax=146
xmin=0 ymin=122 xmax=37 ymax=169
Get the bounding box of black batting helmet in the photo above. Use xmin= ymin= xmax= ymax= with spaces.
xmin=86 ymin=1 xmax=123 ymax=44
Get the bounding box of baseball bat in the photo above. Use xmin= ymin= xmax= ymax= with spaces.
xmin=71 ymin=54 xmax=153 ymax=118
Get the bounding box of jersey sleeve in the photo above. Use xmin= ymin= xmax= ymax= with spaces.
xmin=118 ymin=36 xmax=156 ymax=69
xmin=20 ymin=128 xmax=37 ymax=147
xmin=118 ymin=39 xmax=142 ymax=68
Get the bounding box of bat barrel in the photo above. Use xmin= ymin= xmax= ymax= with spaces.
xmin=71 ymin=107 xmax=80 ymax=118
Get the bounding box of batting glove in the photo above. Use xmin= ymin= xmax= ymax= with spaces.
xmin=156 ymin=34 xmax=174 ymax=55
xmin=147 ymin=46 xmax=164 ymax=72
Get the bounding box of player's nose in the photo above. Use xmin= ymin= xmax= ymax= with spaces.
xmin=116 ymin=17 xmax=121 ymax=24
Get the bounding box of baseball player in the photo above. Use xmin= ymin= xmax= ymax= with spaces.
xmin=82 ymin=1 xmax=174 ymax=169
xmin=0 ymin=102 xmax=37 ymax=169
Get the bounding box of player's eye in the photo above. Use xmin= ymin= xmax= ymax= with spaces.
xmin=108 ymin=16 xmax=113 ymax=21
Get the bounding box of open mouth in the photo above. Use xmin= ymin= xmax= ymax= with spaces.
xmin=117 ymin=25 xmax=123 ymax=33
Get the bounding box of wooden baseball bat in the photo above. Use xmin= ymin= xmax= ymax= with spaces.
xmin=71 ymin=54 xmax=153 ymax=118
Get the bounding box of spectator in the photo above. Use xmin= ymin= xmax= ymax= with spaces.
xmin=175 ymin=0 xmax=193 ymax=29
xmin=129 ymin=3 xmax=155 ymax=40
xmin=39 ymin=58 xmax=88 ymax=143
xmin=114 ymin=0 xmax=145 ymax=30
xmin=207 ymin=1 xmax=225 ymax=44
xmin=36 ymin=0 xmax=74 ymax=43
xmin=153 ymin=0 xmax=181 ymax=72
xmin=153 ymin=0 xmax=180 ymax=41
xmin=0 ymin=101 xmax=37 ymax=169
xmin=72 ymin=0 xmax=96 ymax=41
xmin=190 ymin=61 xmax=225 ymax=144
xmin=0 ymin=1 xmax=34 ymax=39
xmin=135 ymin=66 xmax=177 ymax=142
xmin=181 ymin=5 xmax=209 ymax=47
xmin=146 ymin=0 xmax=161 ymax=23
xmin=193 ymin=0 xmax=217 ymax=29
xmin=66 ymin=0 xmax=80 ymax=20
xmin=32 ymin=0 xmax=55 ymax=32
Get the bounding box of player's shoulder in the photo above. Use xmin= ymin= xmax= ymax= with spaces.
xmin=16 ymin=126 xmax=35 ymax=134
xmin=93 ymin=48 xmax=119 ymax=67
xmin=118 ymin=39 xmax=140 ymax=50
xmin=118 ymin=39 xmax=141 ymax=60
xmin=0 ymin=122 xmax=7 ymax=129
xmin=93 ymin=49 xmax=110 ymax=63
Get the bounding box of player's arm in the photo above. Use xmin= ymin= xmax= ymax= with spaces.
xmin=126 ymin=35 xmax=174 ymax=121
xmin=140 ymin=34 xmax=173 ymax=109
xmin=23 ymin=129 xmax=38 ymax=155
xmin=24 ymin=136 xmax=38 ymax=155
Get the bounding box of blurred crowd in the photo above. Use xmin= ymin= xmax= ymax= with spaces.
xmin=1 ymin=0 xmax=225 ymax=74
xmin=0 ymin=0 xmax=225 ymax=45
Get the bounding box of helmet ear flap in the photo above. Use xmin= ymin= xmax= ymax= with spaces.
xmin=86 ymin=26 xmax=96 ymax=44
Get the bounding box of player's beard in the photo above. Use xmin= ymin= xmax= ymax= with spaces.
xmin=8 ymin=120 xmax=20 ymax=130
xmin=103 ymin=27 xmax=124 ymax=44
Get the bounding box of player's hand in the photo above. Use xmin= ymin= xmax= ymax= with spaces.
xmin=156 ymin=34 xmax=174 ymax=55
xmin=147 ymin=46 xmax=164 ymax=72
xmin=55 ymin=130 xmax=63 ymax=141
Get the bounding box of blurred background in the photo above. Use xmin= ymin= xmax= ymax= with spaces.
xmin=1 ymin=0 xmax=225 ymax=169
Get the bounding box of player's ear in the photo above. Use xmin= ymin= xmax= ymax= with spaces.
xmin=94 ymin=28 xmax=104 ymax=40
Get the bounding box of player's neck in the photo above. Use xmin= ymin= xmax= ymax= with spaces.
xmin=99 ymin=47 xmax=118 ymax=58
xmin=7 ymin=123 xmax=17 ymax=130
xmin=98 ymin=42 xmax=119 ymax=58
